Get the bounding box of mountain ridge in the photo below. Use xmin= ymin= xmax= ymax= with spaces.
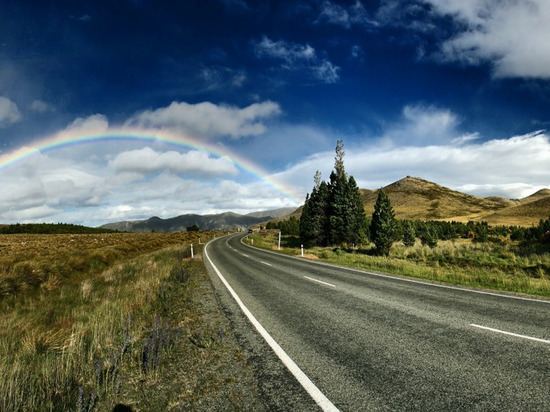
xmin=99 ymin=208 xmax=297 ymax=232
xmin=100 ymin=177 xmax=550 ymax=232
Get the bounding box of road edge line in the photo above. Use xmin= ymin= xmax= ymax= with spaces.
xmin=240 ymin=236 xmax=550 ymax=305
xmin=204 ymin=240 xmax=339 ymax=412
xmin=470 ymin=324 xmax=550 ymax=344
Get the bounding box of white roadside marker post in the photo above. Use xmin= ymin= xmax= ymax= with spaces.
xmin=301 ymin=244 xmax=304 ymax=257
xmin=191 ymin=244 xmax=194 ymax=259
xmin=278 ymin=231 xmax=281 ymax=250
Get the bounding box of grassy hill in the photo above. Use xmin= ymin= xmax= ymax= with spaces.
xmin=361 ymin=176 xmax=550 ymax=226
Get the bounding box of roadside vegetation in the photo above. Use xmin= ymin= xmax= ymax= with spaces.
xmin=245 ymin=229 xmax=550 ymax=297
xmin=257 ymin=140 xmax=550 ymax=298
xmin=0 ymin=231 xmax=261 ymax=411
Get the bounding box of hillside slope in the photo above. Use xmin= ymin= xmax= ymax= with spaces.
xmin=362 ymin=176 xmax=505 ymax=221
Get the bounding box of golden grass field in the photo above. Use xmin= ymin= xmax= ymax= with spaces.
xmin=0 ymin=231 xmax=262 ymax=411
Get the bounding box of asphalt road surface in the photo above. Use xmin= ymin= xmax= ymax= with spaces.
xmin=204 ymin=233 xmax=550 ymax=411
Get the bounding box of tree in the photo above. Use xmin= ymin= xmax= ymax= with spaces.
xmin=346 ymin=176 xmax=369 ymax=245
xmin=299 ymin=140 xmax=368 ymax=247
xmin=299 ymin=181 xmax=330 ymax=246
xmin=420 ymin=224 xmax=438 ymax=248
xmin=370 ymin=189 xmax=397 ymax=256
xmin=403 ymin=221 xmax=416 ymax=247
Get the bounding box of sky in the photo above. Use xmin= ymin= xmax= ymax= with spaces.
xmin=1 ymin=0 xmax=549 ymax=226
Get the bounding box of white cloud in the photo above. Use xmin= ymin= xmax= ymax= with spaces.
xmin=111 ymin=147 xmax=238 ymax=176
xmin=317 ymin=1 xmax=378 ymax=29
xmin=1 ymin=205 xmax=60 ymax=222
xmin=30 ymin=100 xmax=54 ymax=114
xmin=275 ymin=126 xmax=550 ymax=201
xmin=0 ymin=96 xmax=22 ymax=127
xmin=425 ymin=0 xmax=550 ymax=78
xmin=383 ymin=104 xmax=463 ymax=145
xmin=125 ymin=100 xmax=281 ymax=139
xmin=253 ymin=36 xmax=340 ymax=83
xmin=64 ymin=114 xmax=109 ymax=133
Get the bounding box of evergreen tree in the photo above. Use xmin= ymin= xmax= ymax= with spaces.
xmin=370 ymin=189 xmax=397 ymax=256
xmin=403 ymin=221 xmax=416 ymax=247
xmin=347 ymin=176 xmax=369 ymax=245
xmin=420 ymin=224 xmax=438 ymax=248
xmin=299 ymin=181 xmax=330 ymax=246
xmin=299 ymin=139 xmax=367 ymax=247
xmin=328 ymin=170 xmax=349 ymax=245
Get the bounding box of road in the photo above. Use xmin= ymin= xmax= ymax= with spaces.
xmin=204 ymin=233 xmax=550 ymax=411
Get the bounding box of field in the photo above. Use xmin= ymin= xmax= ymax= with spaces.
xmin=0 ymin=232 xmax=262 ymax=411
xmin=246 ymin=231 xmax=550 ymax=298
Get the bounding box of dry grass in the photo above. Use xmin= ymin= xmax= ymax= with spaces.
xmin=0 ymin=231 xmax=261 ymax=411
xmin=246 ymin=231 xmax=550 ymax=298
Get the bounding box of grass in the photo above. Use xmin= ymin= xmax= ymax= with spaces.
xmin=245 ymin=231 xmax=550 ymax=298
xmin=0 ymin=231 xmax=262 ymax=411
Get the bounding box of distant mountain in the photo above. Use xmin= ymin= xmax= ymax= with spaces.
xmin=245 ymin=207 xmax=297 ymax=219
xmin=101 ymin=177 xmax=549 ymax=231
xmin=99 ymin=208 xmax=297 ymax=232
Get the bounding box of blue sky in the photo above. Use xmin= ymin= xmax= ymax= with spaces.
xmin=1 ymin=0 xmax=549 ymax=226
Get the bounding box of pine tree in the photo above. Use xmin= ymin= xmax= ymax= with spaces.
xmin=328 ymin=170 xmax=349 ymax=245
xmin=300 ymin=140 xmax=367 ymax=247
xmin=347 ymin=176 xmax=369 ymax=245
xmin=299 ymin=181 xmax=330 ymax=246
xmin=403 ymin=221 xmax=416 ymax=247
xmin=420 ymin=224 xmax=438 ymax=248
xmin=370 ymin=189 xmax=397 ymax=256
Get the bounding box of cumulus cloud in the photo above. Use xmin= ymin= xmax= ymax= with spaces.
xmin=424 ymin=0 xmax=550 ymax=78
xmin=0 ymin=96 xmax=22 ymax=127
xmin=111 ymin=147 xmax=238 ymax=176
xmin=382 ymin=104 xmax=463 ymax=145
xmin=64 ymin=114 xmax=109 ymax=133
xmin=274 ymin=127 xmax=550 ymax=201
xmin=253 ymin=36 xmax=340 ymax=83
xmin=125 ymin=100 xmax=281 ymax=139
xmin=0 ymin=154 xmax=111 ymax=223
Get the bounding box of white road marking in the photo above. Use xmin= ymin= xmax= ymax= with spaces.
xmin=240 ymin=237 xmax=550 ymax=305
xmin=241 ymin=253 xmax=249 ymax=258
xmin=261 ymin=261 xmax=272 ymax=266
xmin=304 ymin=276 xmax=336 ymax=288
xmin=470 ymin=324 xmax=550 ymax=344
xmin=205 ymin=241 xmax=339 ymax=412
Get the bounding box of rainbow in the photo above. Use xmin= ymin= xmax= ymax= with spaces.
xmin=0 ymin=127 xmax=301 ymax=204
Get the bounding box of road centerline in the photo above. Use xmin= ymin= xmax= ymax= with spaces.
xmin=303 ymin=276 xmax=336 ymax=288
xmin=470 ymin=324 xmax=550 ymax=344
xmin=260 ymin=261 xmax=272 ymax=266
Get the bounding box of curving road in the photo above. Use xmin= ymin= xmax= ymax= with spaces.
xmin=204 ymin=233 xmax=550 ymax=411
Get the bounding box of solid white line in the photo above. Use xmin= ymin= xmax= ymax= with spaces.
xmin=239 ymin=236 xmax=550 ymax=305
xmin=304 ymin=276 xmax=336 ymax=288
xmin=204 ymin=241 xmax=339 ymax=412
xmin=261 ymin=261 xmax=272 ymax=266
xmin=470 ymin=324 xmax=550 ymax=344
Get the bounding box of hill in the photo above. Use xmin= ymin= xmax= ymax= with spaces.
xmin=100 ymin=208 xmax=297 ymax=232
xmin=361 ymin=176 xmax=550 ymax=226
